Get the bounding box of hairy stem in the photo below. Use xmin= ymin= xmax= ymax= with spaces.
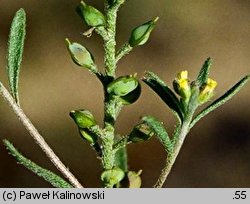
xmin=102 ymin=97 xmax=122 ymax=170
xmin=154 ymin=120 xmax=190 ymax=188
xmin=116 ymin=43 xmax=132 ymax=63
xmin=101 ymin=2 xmax=126 ymax=186
xmin=101 ymin=3 xmax=117 ymax=170
xmin=154 ymin=88 xmax=199 ymax=188
xmin=103 ymin=5 xmax=117 ymax=77
xmin=0 ymin=82 xmax=83 ymax=188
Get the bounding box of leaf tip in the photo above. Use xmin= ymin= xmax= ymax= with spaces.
xmin=65 ymin=38 xmax=70 ymax=46
xmin=15 ymin=8 xmax=26 ymax=21
xmin=3 ymin=139 xmax=10 ymax=147
xmin=154 ymin=16 xmax=160 ymax=23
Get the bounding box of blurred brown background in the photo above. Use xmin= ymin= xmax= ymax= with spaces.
xmin=0 ymin=0 xmax=250 ymax=187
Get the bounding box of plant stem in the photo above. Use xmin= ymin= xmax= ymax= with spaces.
xmin=154 ymin=88 xmax=199 ymax=188
xmin=103 ymin=4 xmax=117 ymax=77
xmin=116 ymin=43 xmax=132 ymax=63
xmin=102 ymin=97 xmax=122 ymax=170
xmin=101 ymin=2 xmax=119 ymax=171
xmin=101 ymin=2 xmax=125 ymax=184
xmin=0 ymin=82 xmax=83 ymax=188
xmin=154 ymin=120 xmax=190 ymax=188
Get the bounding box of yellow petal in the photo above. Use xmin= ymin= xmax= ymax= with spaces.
xmin=207 ymin=78 xmax=217 ymax=89
xmin=177 ymin=70 xmax=188 ymax=80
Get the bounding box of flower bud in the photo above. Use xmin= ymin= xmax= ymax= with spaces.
xmin=70 ymin=110 xmax=96 ymax=129
xmin=79 ymin=129 xmax=98 ymax=144
xmin=65 ymin=38 xmax=95 ymax=69
xmin=129 ymin=17 xmax=159 ymax=47
xmin=107 ymin=75 xmax=139 ymax=97
xmin=101 ymin=167 xmax=125 ymax=187
xmin=128 ymin=123 xmax=154 ymax=143
xmin=198 ymin=78 xmax=217 ymax=104
xmin=76 ymin=1 xmax=105 ymax=27
xmin=173 ymin=70 xmax=191 ymax=100
xmin=127 ymin=170 xmax=142 ymax=188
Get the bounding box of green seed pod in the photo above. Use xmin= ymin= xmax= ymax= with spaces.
xmin=76 ymin=1 xmax=105 ymax=27
xmin=70 ymin=109 xmax=96 ymax=129
xmin=101 ymin=167 xmax=125 ymax=187
xmin=129 ymin=17 xmax=159 ymax=47
xmin=119 ymin=82 xmax=141 ymax=105
xmin=65 ymin=38 xmax=95 ymax=69
xmin=107 ymin=75 xmax=139 ymax=97
xmin=127 ymin=170 xmax=142 ymax=188
xmin=128 ymin=123 xmax=154 ymax=143
xmin=79 ymin=129 xmax=98 ymax=144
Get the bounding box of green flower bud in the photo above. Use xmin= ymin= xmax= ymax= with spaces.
xmin=70 ymin=109 xmax=96 ymax=129
xmin=101 ymin=167 xmax=125 ymax=187
xmin=107 ymin=75 xmax=139 ymax=97
xmin=65 ymin=38 xmax=95 ymax=69
xmin=119 ymin=82 xmax=141 ymax=105
xmin=76 ymin=1 xmax=105 ymax=27
xmin=129 ymin=123 xmax=154 ymax=143
xmin=127 ymin=170 xmax=142 ymax=188
xmin=79 ymin=129 xmax=98 ymax=144
xmin=129 ymin=17 xmax=159 ymax=47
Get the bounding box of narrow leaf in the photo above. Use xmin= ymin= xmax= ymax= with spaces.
xmin=143 ymin=71 xmax=184 ymax=122
xmin=142 ymin=116 xmax=173 ymax=153
xmin=191 ymin=75 xmax=250 ymax=128
xmin=3 ymin=139 xmax=72 ymax=188
xmin=7 ymin=9 xmax=26 ymax=105
xmin=196 ymin=57 xmax=212 ymax=87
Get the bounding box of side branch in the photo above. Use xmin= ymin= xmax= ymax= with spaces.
xmin=116 ymin=43 xmax=133 ymax=63
xmin=0 ymin=82 xmax=83 ymax=188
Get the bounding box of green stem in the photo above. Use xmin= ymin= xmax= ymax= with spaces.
xmin=154 ymin=120 xmax=190 ymax=188
xmin=116 ymin=43 xmax=133 ymax=63
xmin=102 ymin=96 xmax=123 ymax=170
xmin=154 ymin=87 xmax=199 ymax=188
xmin=101 ymin=2 xmax=119 ymax=172
xmin=103 ymin=4 xmax=117 ymax=77
xmin=101 ymin=1 xmax=126 ymax=187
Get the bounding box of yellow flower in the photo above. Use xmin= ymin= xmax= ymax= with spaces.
xmin=177 ymin=70 xmax=188 ymax=80
xmin=173 ymin=70 xmax=191 ymax=100
xmin=199 ymin=78 xmax=217 ymax=104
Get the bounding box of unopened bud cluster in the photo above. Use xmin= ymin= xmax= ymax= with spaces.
xmin=173 ymin=70 xmax=217 ymax=108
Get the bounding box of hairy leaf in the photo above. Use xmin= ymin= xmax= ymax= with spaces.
xmin=143 ymin=71 xmax=184 ymax=122
xmin=196 ymin=57 xmax=212 ymax=87
xmin=191 ymin=75 xmax=250 ymax=128
xmin=7 ymin=9 xmax=26 ymax=105
xmin=3 ymin=139 xmax=72 ymax=188
xmin=142 ymin=116 xmax=173 ymax=153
